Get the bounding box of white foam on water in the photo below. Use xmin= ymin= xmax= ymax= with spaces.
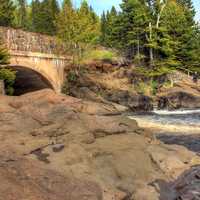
xmin=153 ymin=109 xmax=200 ymax=115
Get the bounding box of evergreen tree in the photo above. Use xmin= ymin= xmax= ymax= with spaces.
xmin=51 ymin=0 xmax=60 ymax=18
xmin=30 ymin=0 xmax=59 ymax=35
xmin=30 ymin=0 xmax=41 ymax=32
xmin=77 ymin=1 xmax=100 ymax=45
xmin=79 ymin=0 xmax=90 ymax=15
xmin=15 ymin=0 xmax=28 ymax=29
xmin=105 ymin=0 xmax=200 ymax=72
xmin=109 ymin=1 xmax=149 ymax=58
xmin=100 ymin=11 xmax=107 ymax=45
xmin=177 ymin=0 xmax=195 ymax=24
xmin=56 ymin=0 xmax=77 ymax=50
xmin=105 ymin=6 xmax=118 ymax=47
xmin=57 ymin=0 xmax=100 ymax=65
xmin=0 ymin=0 xmax=16 ymax=27
xmin=63 ymin=0 xmax=73 ymax=8
xmin=41 ymin=0 xmax=59 ymax=35
xmin=100 ymin=6 xmax=118 ymax=48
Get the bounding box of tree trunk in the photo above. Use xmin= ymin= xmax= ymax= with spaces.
xmin=156 ymin=1 xmax=167 ymax=29
xmin=137 ymin=34 xmax=140 ymax=56
xmin=149 ymin=22 xmax=154 ymax=64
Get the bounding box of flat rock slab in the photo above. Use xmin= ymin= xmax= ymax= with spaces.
xmin=0 ymin=157 xmax=102 ymax=200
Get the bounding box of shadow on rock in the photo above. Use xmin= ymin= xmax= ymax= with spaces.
xmin=156 ymin=166 xmax=200 ymax=200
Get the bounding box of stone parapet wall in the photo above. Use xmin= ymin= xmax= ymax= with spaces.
xmin=0 ymin=26 xmax=64 ymax=55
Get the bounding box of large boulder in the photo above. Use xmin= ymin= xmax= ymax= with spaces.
xmin=157 ymin=89 xmax=200 ymax=110
xmin=105 ymin=89 xmax=153 ymax=111
xmin=157 ymin=71 xmax=200 ymax=110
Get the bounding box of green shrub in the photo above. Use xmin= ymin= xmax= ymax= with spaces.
xmin=67 ymin=70 xmax=78 ymax=82
xmin=0 ymin=68 xmax=16 ymax=95
xmin=135 ymin=80 xmax=159 ymax=96
xmin=151 ymin=80 xmax=158 ymax=95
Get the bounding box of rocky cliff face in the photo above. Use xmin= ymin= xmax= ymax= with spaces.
xmin=157 ymin=71 xmax=200 ymax=110
xmin=65 ymin=65 xmax=200 ymax=111
xmin=0 ymin=89 xmax=199 ymax=200
xmin=65 ymin=65 xmax=153 ymax=112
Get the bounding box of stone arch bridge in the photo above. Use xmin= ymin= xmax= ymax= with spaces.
xmin=0 ymin=27 xmax=71 ymax=95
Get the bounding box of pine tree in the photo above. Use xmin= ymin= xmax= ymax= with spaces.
xmin=51 ymin=0 xmax=60 ymax=18
xmin=105 ymin=0 xmax=200 ymax=72
xmin=77 ymin=1 xmax=100 ymax=45
xmin=30 ymin=0 xmax=41 ymax=32
xmin=41 ymin=0 xmax=59 ymax=35
xmin=177 ymin=0 xmax=195 ymax=24
xmin=100 ymin=6 xmax=118 ymax=48
xmin=63 ymin=0 xmax=73 ymax=8
xmin=56 ymin=0 xmax=77 ymax=50
xmin=109 ymin=1 xmax=149 ymax=58
xmin=0 ymin=0 xmax=16 ymax=27
xmin=79 ymin=0 xmax=90 ymax=15
xmin=30 ymin=0 xmax=59 ymax=35
xmin=57 ymin=0 xmax=100 ymax=66
xmin=15 ymin=0 xmax=27 ymax=29
xmin=100 ymin=11 xmax=107 ymax=45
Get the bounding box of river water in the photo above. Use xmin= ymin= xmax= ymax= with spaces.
xmin=129 ymin=109 xmax=200 ymax=153
xmin=131 ymin=109 xmax=200 ymax=126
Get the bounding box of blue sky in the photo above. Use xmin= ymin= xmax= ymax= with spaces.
xmin=29 ymin=0 xmax=200 ymax=21
xmin=193 ymin=0 xmax=200 ymax=21
xmin=73 ymin=0 xmax=200 ymax=21
xmin=73 ymin=0 xmax=122 ymax=14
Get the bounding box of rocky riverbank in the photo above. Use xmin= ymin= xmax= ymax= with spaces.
xmin=0 ymin=89 xmax=200 ymax=200
xmin=64 ymin=63 xmax=200 ymax=112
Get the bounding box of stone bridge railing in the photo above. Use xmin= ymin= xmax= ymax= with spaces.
xmin=0 ymin=26 xmax=64 ymax=55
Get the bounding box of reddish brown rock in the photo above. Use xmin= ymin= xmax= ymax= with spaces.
xmin=0 ymin=156 xmax=102 ymax=200
xmin=0 ymin=89 xmax=199 ymax=200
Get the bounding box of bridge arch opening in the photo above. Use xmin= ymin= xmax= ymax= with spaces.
xmin=11 ymin=66 xmax=54 ymax=96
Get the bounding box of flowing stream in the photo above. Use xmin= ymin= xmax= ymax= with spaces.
xmin=129 ymin=109 xmax=200 ymax=153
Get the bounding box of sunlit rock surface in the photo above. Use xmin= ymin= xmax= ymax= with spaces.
xmin=0 ymin=89 xmax=199 ymax=200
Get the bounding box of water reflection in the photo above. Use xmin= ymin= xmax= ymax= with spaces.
xmin=158 ymin=134 xmax=200 ymax=154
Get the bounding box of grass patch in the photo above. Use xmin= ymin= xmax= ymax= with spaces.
xmin=81 ymin=49 xmax=118 ymax=63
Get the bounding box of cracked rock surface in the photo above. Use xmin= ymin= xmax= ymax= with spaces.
xmin=0 ymin=89 xmax=199 ymax=200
